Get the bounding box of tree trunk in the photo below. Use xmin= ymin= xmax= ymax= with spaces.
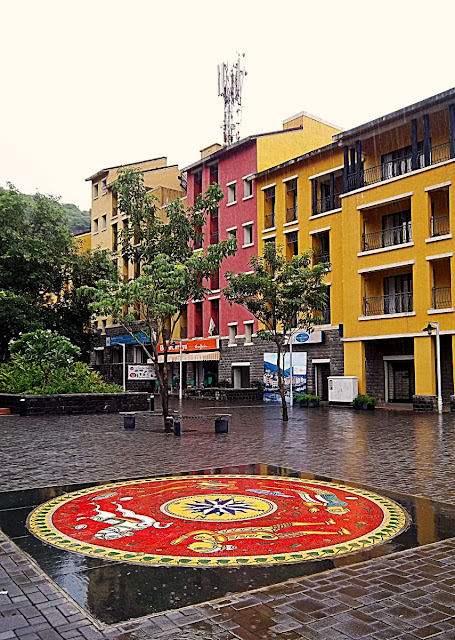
xmin=276 ymin=342 xmax=288 ymax=421
xmin=159 ymin=357 xmax=170 ymax=429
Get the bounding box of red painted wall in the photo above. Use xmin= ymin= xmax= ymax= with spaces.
xmin=186 ymin=140 xmax=259 ymax=339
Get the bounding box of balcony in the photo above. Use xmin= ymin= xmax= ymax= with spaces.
xmin=286 ymin=206 xmax=298 ymax=223
xmin=363 ymin=292 xmax=413 ymax=316
xmin=264 ymin=213 xmax=276 ymax=229
xmin=430 ymin=215 xmax=450 ymax=237
xmin=347 ymin=142 xmax=450 ymax=192
xmin=362 ymin=223 xmax=412 ymax=252
xmin=431 ymin=286 xmax=452 ymax=309
xmin=315 ymin=194 xmax=341 ymax=214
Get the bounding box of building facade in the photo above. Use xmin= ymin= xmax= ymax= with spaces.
xmin=183 ymin=115 xmax=339 ymax=390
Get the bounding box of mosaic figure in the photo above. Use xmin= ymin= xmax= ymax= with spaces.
xmin=76 ymin=501 xmax=173 ymax=540
xmin=297 ymin=487 xmax=351 ymax=515
xmin=169 ymin=519 xmax=350 ymax=553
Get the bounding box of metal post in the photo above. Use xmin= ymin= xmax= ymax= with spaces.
xmin=179 ymin=340 xmax=183 ymax=401
xmin=289 ymin=333 xmax=293 ymax=407
xmin=435 ymin=322 xmax=443 ymax=414
xmin=122 ymin=343 xmax=126 ymax=392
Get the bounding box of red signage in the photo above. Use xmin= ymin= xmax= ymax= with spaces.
xmin=158 ymin=338 xmax=219 ymax=354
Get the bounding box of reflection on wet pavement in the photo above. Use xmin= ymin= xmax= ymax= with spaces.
xmin=1 ymin=464 xmax=455 ymax=624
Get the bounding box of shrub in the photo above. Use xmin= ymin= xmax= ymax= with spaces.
xmin=351 ymin=394 xmax=377 ymax=409
xmin=296 ymin=393 xmax=321 ymax=407
xmin=0 ymin=331 xmax=121 ymax=394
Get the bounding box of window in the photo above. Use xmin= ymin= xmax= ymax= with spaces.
xmin=227 ymin=182 xmax=237 ymax=205
xmin=381 ymin=210 xmax=412 ymax=248
xmin=95 ymin=349 xmax=103 ymax=365
xmin=194 ymin=171 xmax=202 ymax=197
xmin=209 ymin=299 xmax=219 ymax=336
xmin=102 ymin=179 xmax=107 ymax=195
xmin=102 ymin=215 xmax=107 ymax=231
xmin=112 ymin=223 xmax=118 ymax=251
xmin=134 ymin=259 xmax=140 ymax=279
xmin=93 ymin=184 xmax=99 ymax=199
xmin=194 ymin=302 xmax=203 ymax=337
xmin=313 ymin=231 xmax=330 ymax=265
xmin=264 ymin=186 xmax=276 ymax=228
xmin=243 ymin=224 xmax=253 ymax=247
xmin=101 ymin=319 xmax=107 ymax=334
xmin=383 ymin=274 xmax=413 ymax=314
xmin=210 ymin=165 xmax=218 ymax=184
xmin=227 ymin=227 xmax=237 ymax=241
xmin=228 ymin=324 xmax=238 ymax=346
xmin=112 ymin=348 xmax=121 ymax=364
xmin=243 ymin=177 xmax=253 ymax=199
xmin=244 ymin=322 xmax=253 ymax=344
xmin=286 ymin=179 xmax=298 ymax=222
xmin=430 ymin=187 xmax=450 ymax=237
xmin=134 ymin=345 xmax=147 ymax=363
xmin=286 ymin=231 xmax=298 ymax=260
xmin=93 ymin=218 xmax=99 ymax=234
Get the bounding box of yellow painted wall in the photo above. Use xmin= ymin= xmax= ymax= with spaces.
xmin=74 ymin=232 xmax=91 ymax=252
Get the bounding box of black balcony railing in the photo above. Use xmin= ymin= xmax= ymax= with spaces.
xmin=264 ymin=213 xmax=276 ymax=229
xmin=194 ymin=324 xmax=203 ymax=337
xmin=430 ymin=215 xmax=450 ymax=237
xmin=363 ymin=292 xmax=413 ymax=316
xmin=315 ymin=194 xmax=341 ymax=214
xmin=362 ymin=223 xmax=412 ymax=251
xmin=432 ymin=286 xmax=452 ymax=309
xmin=286 ymin=206 xmax=298 ymax=223
xmin=347 ymin=143 xmax=451 ymax=192
xmin=314 ymin=252 xmax=330 ymax=265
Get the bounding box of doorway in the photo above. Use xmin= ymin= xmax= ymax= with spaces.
xmin=314 ymin=361 xmax=330 ymax=400
xmin=385 ymin=358 xmax=415 ymax=402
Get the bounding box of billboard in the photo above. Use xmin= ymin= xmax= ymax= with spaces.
xmin=127 ymin=365 xmax=155 ymax=380
xmin=264 ymin=352 xmax=307 ymax=403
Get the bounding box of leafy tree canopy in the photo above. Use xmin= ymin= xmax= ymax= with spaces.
xmin=84 ymin=167 xmax=237 ymax=425
xmin=224 ymin=242 xmax=329 ymax=421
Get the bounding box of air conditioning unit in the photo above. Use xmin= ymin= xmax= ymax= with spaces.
xmin=328 ymin=376 xmax=358 ymax=403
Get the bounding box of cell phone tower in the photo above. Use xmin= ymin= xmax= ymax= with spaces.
xmin=218 ymin=54 xmax=247 ymax=146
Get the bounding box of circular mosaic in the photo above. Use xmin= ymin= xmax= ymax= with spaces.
xmin=27 ymin=475 xmax=409 ymax=567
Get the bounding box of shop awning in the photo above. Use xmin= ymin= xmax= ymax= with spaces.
xmin=158 ymin=351 xmax=220 ymax=364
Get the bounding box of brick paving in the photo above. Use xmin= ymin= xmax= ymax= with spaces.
xmin=1 ymin=402 xmax=455 ymax=639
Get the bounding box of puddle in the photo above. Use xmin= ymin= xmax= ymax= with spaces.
xmin=0 ymin=463 xmax=454 ymax=625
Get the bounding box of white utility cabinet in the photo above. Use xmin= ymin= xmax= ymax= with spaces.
xmin=328 ymin=376 xmax=358 ymax=403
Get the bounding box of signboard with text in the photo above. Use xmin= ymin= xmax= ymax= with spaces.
xmin=127 ymin=365 xmax=155 ymax=380
xmin=157 ymin=338 xmax=219 ymax=354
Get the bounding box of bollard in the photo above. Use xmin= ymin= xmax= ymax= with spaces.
xmin=164 ymin=417 xmax=174 ymax=433
xmin=215 ymin=418 xmax=228 ymax=434
xmin=123 ymin=414 xmax=136 ymax=430
xmin=19 ymin=398 xmax=27 ymax=417
xmin=173 ymin=420 xmax=181 ymax=436
xmin=149 ymin=395 xmax=155 ymax=411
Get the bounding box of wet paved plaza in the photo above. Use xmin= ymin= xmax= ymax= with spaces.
xmin=1 ymin=401 xmax=455 ymax=639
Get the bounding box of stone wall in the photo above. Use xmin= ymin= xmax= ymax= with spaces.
xmin=413 ymin=395 xmax=437 ymax=412
xmin=0 ymin=393 xmax=149 ymax=416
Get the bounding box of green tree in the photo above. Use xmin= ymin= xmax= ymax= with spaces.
xmin=224 ymin=242 xmax=329 ymax=421
xmin=49 ymin=247 xmax=119 ymax=361
xmin=0 ymin=186 xmax=73 ymax=361
xmin=85 ymin=167 xmax=236 ymax=427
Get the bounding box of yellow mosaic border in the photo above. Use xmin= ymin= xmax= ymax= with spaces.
xmin=27 ymin=475 xmax=409 ymax=567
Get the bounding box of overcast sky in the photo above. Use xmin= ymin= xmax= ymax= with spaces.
xmin=1 ymin=0 xmax=454 ymax=211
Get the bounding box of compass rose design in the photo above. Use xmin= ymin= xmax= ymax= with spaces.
xmin=184 ymin=497 xmax=258 ymax=517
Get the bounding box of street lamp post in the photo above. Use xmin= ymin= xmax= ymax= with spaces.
xmin=423 ymin=322 xmax=443 ymax=414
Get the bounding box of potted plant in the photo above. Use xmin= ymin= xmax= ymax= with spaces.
xmin=351 ymin=394 xmax=376 ymax=410
xmin=296 ymin=393 xmax=321 ymax=408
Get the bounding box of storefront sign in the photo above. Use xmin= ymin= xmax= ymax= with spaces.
xmin=127 ymin=365 xmax=155 ymax=380
xmin=158 ymin=338 xmax=219 ymax=354
xmin=107 ymin=333 xmax=150 ymax=346
xmin=291 ymin=331 xmax=322 ymax=345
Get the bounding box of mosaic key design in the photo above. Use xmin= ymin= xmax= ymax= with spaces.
xmin=27 ymin=475 xmax=409 ymax=567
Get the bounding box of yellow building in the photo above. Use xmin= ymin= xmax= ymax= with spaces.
xmin=256 ymin=89 xmax=455 ymax=409
xmin=85 ymin=157 xmax=185 ymax=381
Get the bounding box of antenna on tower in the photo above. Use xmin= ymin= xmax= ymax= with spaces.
xmin=217 ymin=53 xmax=247 ymax=146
